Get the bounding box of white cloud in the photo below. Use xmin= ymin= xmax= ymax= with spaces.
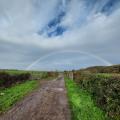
xmin=0 ymin=0 xmax=120 ymax=70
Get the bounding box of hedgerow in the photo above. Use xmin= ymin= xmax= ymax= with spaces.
xmin=73 ymin=72 xmax=120 ymax=120
xmin=0 ymin=72 xmax=31 ymax=88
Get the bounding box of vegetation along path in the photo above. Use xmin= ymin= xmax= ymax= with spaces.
xmin=65 ymin=78 xmax=108 ymax=120
xmin=0 ymin=76 xmax=71 ymax=120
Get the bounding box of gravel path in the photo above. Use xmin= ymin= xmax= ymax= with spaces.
xmin=0 ymin=76 xmax=71 ymax=120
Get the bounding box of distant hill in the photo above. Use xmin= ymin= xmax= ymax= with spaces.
xmin=77 ymin=64 xmax=120 ymax=73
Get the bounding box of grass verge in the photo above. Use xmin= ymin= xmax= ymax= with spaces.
xmin=0 ymin=80 xmax=37 ymax=113
xmin=65 ymin=78 xmax=108 ymax=120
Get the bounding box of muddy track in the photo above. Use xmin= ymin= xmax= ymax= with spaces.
xmin=0 ymin=77 xmax=71 ymax=120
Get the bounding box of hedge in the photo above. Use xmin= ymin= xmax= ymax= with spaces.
xmin=0 ymin=72 xmax=31 ymax=88
xmin=73 ymin=72 xmax=120 ymax=120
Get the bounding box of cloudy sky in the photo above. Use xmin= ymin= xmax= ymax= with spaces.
xmin=0 ymin=0 xmax=120 ymax=71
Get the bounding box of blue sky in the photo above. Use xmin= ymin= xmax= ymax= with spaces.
xmin=0 ymin=0 xmax=120 ymax=71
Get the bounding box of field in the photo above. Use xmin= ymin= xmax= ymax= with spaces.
xmin=0 ymin=69 xmax=49 ymax=80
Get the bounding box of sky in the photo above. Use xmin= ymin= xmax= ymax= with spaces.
xmin=0 ymin=0 xmax=120 ymax=71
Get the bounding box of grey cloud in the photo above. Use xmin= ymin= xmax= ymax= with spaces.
xmin=0 ymin=0 xmax=120 ymax=70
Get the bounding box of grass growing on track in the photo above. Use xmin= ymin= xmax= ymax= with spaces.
xmin=0 ymin=80 xmax=37 ymax=113
xmin=65 ymin=78 xmax=107 ymax=120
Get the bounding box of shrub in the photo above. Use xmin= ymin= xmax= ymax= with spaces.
xmin=47 ymin=72 xmax=58 ymax=78
xmin=73 ymin=73 xmax=120 ymax=120
xmin=0 ymin=72 xmax=31 ymax=88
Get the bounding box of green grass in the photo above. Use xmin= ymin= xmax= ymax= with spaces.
xmin=0 ymin=80 xmax=37 ymax=113
xmin=0 ymin=69 xmax=47 ymax=80
xmin=0 ymin=70 xmax=28 ymax=75
xmin=65 ymin=78 xmax=108 ymax=120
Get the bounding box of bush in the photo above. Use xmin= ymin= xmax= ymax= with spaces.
xmin=47 ymin=72 xmax=58 ymax=78
xmin=73 ymin=73 xmax=120 ymax=120
xmin=0 ymin=72 xmax=31 ymax=88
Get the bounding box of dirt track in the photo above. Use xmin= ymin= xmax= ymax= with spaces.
xmin=0 ymin=77 xmax=71 ymax=120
